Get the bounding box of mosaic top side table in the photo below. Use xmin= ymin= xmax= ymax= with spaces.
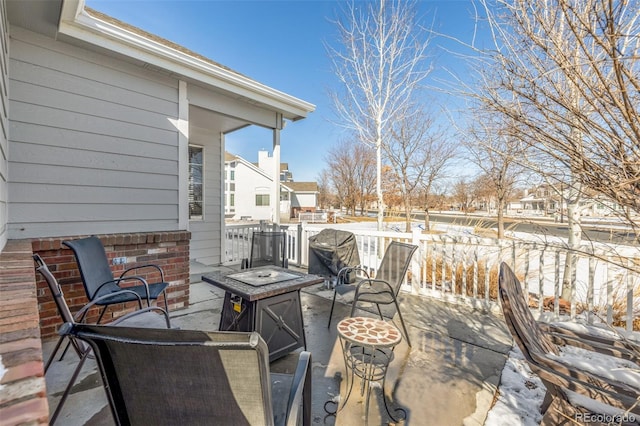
xmin=335 ymin=316 xmax=406 ymax=424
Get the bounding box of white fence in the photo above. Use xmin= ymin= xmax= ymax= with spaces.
xmin=225 ymin=222 xmax=638 ymax=331
xmin=298 ymin=212 xmax=328 ymax=223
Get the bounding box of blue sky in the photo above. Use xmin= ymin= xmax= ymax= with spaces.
xmin=85 ymin=0 xmax=485 ymax=182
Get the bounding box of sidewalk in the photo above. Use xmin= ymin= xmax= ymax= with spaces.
xmin=43 ymin=263 xmax=512 ymax=425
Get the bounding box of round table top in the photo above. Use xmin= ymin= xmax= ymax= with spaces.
xmin=336 ymin=316 xmax=402 ymax=348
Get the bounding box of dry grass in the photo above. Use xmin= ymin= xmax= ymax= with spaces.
xmin=419 ymin=255 xmax=500 ymax=300
xmin=418 ymin=253 xmax=639 ymax=331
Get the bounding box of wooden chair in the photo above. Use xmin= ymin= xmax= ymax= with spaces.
xmin=498 ymin=262 xmax=640 ymax=424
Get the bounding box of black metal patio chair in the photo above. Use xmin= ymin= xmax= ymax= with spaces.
xmin=244 ymin=231 xmax=288 ymax=269
xmin=328 ymin=241 xmax=418 ymax=347
xmin=35 ymin=254 xmax=172 ymax=424
xmin=63 ymin=235 xmax=169 ymax=323
xmin=60 ymin=324 xmax=312 ymax=426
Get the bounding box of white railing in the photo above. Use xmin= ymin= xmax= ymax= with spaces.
xmin=225 ymin=222 xmax=638 ymax=331
xmin=298 ymin=212 xmax=328 ymax=223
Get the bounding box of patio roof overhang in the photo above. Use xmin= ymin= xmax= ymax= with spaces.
xmin=8 ymin=0 xmax=316 ymax=126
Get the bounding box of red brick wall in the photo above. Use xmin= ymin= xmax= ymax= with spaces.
xmin=0 ymin=240 xmax=49 ymax=425
xmin=32 ymin=231 xmax=191 ymax=339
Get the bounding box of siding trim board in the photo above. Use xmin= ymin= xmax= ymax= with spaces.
xmin=58 ymin=1 xmax=315 ymax=121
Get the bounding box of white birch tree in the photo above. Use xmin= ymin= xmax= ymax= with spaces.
xmin=327 ymin=0 xmax=433 ymax=231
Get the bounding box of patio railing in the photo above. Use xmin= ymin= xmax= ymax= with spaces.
xmin=225 ymin=223 xmax=638 ymax=331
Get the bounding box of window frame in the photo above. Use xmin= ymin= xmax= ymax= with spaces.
xmin=188 ymin=144 xmax=204 ymax=221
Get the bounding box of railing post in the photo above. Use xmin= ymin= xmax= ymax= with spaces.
xmin=411 ymin=228 xmax=422 ymax=294
xmin=297 ymin=223 xmax=304 ymax=267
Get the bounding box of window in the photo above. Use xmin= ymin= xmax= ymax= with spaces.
xmin=255 ymin=194 xmax=270 ymax=206
xmin=230 ymin=193 xmax=235 ymax=207
xmin=229 ymin=183 xmax=235 ymax=192
xmin=189 ymin=145 xmax=203 ymax=220
xmin=230 ymin=170 xmax=235 ymax=181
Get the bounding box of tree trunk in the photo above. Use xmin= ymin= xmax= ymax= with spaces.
xmin=424 ymin=208 xmax=431 ymax=231
xmin=404 ymin=197 xmax=412 ymax=232
xmin=562 ymin=189 xmax=581 ymax=300
xmin=497 ymin=200 xmax=505 ymax=239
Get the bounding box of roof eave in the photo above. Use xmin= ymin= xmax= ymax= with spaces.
xmin=58 ymin=0 xmax=315 ymax=121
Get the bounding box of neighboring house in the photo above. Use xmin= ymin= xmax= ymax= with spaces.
xmin=518 ymin=184 xmax=632 ymax=218
xmin=225 ymin=150 xmax=319 ymax=221
xmin=286 ymin=181 xmax=320 ymax=218
xmin=225 ymin=152 xmax=279 ymax=222
xmin=1 ymin=0 xmax=314 ymax=265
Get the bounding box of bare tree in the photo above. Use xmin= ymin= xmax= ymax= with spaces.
xmin=452 ymin=178 xmax=474 ymax=214
xmin=417 ymin=135 xmax=458 ymax=232
xmin=474 ymin=0 xmax=640 ymax=229
xmin=327 ymin=0 xmax=433 ymax=231
xmin=352 ymin=142 xmax=377 ymax=215
xmin=470 ymin=0 xmax=640 ymax=298
xmin=316 ymin=169 xmax=334 ymax=210
xmin=324 ymin=139 xmax=376 ymax=216
xmin=464 ymin=114 xmax=526 ymax=238
xmin=384 ymin=104 xmax=453 ymax=232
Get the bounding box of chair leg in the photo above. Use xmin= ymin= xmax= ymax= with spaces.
xmin=392 ymin=298 xmax=411 ymax=347
xmin=50 ymin=348 xmax=91 ymax=425
xmin=45 ymin=336 xmax=66 ymax=373
xmin=375 ymin=304 xmax=384 ymax=320
xmin=327 ymin=290 xmax=338 ymax=328
xmin=162 ymin=290 xmax=169 ymax=311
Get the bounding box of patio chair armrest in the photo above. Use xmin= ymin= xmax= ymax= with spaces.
xmin=285 ymin=351 xmax=312 ymax=426
xmin=107 ymin=275 xmax=152 ymax=302
xmin=354 ymin=278 xmax=394 ymax=295
xmin=532 ymin=352 xmax=640 ymax=415
xmin=337 ymin=265 xmax=369 ymax=284
xmin=73 ymin=289 xmax=144 ymax=322
xmin=112 ymin=306 xmax=172 ymax=329
xmin=540 ymin=323 xmax=640 ymax=360
xmin=120 ymin=263 xmax=165 ymax=282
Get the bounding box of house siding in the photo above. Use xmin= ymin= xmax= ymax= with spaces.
xmin=292 ymin=192 xmax=317 ymax=209
xmin=0 ymin=1 xmax=8 ymax=251
xmin=188 ymin=105 xmax=222 ymax=265
xmin=7 ymin=27 xmax=181 ymax=239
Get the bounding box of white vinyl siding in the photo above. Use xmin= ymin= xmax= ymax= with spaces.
xmin=0 ymin=1 xmax=8 ymax=251
xmin=7 ymin=28 xmax=180 ymax=238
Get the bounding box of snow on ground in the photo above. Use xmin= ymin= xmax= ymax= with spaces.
xmin=486 ymin=332 xmax=640 ymax=426
xmin=484 ymin=347 xmax=545 ymax=426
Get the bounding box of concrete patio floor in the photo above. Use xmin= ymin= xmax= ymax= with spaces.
xmin=43 ymin=263 xmax=513 ymax=425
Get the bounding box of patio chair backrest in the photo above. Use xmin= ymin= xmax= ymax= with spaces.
xmin=63 ymin=236 xmax=116 ymax=300
xmin=250 ymin=231 xmax=287 ymax=268
xmin=374 ymin=241 xmax=418 ymax=295
xmin=63 ymin=324 xmax=275 ymax=425
xmin=498 ymin=262 xmax=559 ymax=360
